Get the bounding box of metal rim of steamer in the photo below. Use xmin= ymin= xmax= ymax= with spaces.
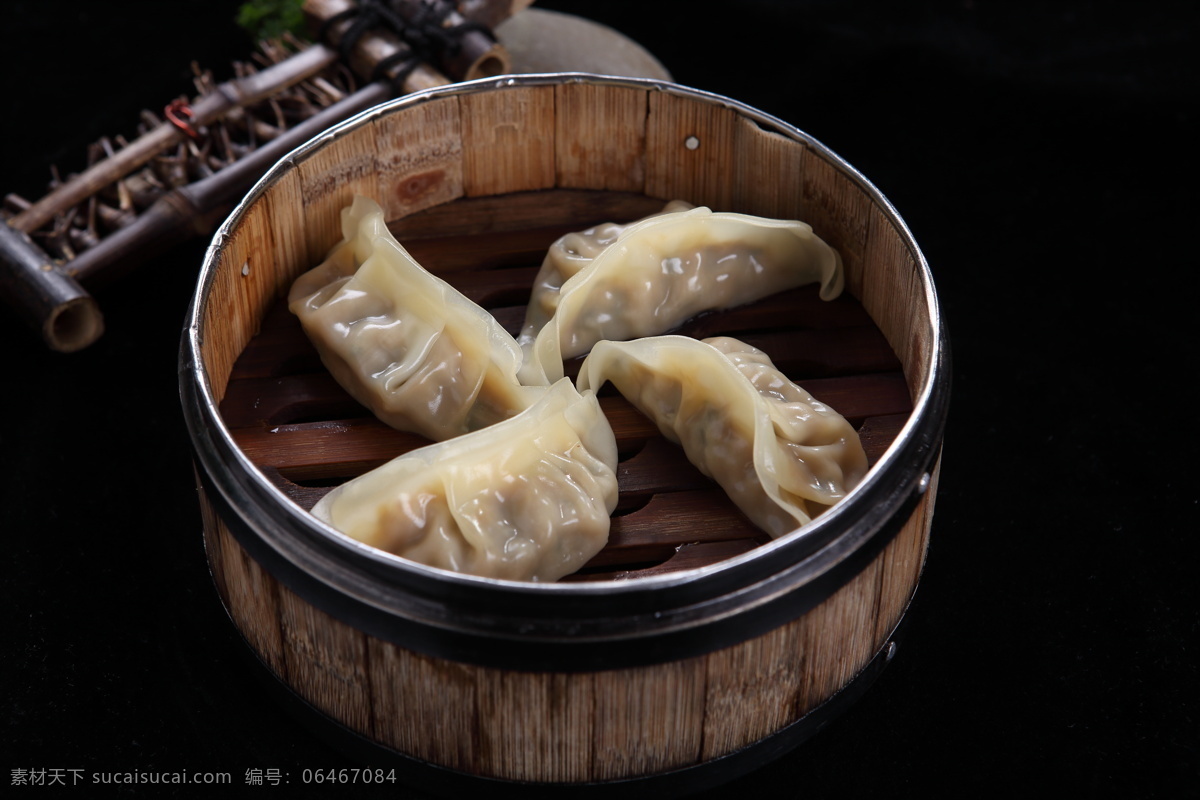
xmin=179 ymin=73 xmax=951 ymax=673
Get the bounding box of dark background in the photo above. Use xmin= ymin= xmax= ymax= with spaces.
xmin=2 ymin=0 xmax=1196 ymax=796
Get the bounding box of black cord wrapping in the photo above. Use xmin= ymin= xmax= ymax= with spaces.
xmin=318 ymin=0 xmax=494 ymax=89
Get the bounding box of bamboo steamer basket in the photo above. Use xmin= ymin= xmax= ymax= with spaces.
xmin=180 ymin=74 xmax=948 ymax=792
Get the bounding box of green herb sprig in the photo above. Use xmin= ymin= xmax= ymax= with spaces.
xmin=236 ymin=0 xmax=308 ymax=41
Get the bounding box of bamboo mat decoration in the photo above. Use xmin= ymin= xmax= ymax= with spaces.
xmin=0 ymin=0 xmax=528 ymax=351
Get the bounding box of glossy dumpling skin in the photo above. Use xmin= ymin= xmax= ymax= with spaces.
xmin=311 ymin=379 xmax=618 ymax=582
xmin=577 ymin=335 xmax=868 ymax=537
xmin=516 ymin=199 xmax=693 ymax=383
xmin=289 ymin=196 xmax=543 ymax=441
xmin=518 ymin=204 xmax=844 ymax=383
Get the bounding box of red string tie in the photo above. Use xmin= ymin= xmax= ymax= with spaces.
xmin=164 ymin=99 xmax=200 ymax=139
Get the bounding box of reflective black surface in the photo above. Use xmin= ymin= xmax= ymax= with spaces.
xmin=4 ymin=1 xmax=1196 ymax=796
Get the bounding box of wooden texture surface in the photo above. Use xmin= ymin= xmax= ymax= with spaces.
xmin=201 ymin=460 xmax=935 ymax=781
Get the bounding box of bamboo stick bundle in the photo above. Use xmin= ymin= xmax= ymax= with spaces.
xmin=5 ymin=42 xmax=341 ymax=238
xmin=0 ymin=0 xmax=530 ymax=352
xmin=5 ymin=37 xmax=359 ymax=267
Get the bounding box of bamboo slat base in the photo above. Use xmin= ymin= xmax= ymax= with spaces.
xmin=217 ymin=190 xmax=913 ymax=580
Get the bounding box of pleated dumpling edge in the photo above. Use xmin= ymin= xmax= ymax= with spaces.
xmin=518 ymin=203 xmax=844 ymax=384
xmin=288 ymin=195 xmax=547 ymax=442
xmin=311 ymin=378 xmax=619 ymax=583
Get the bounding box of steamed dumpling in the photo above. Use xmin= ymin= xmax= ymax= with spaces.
xmin=289 ymin=196 xmax=543 ymax=441
xmin=522 ymin=199 xmax=694 ymax=332
xmin=311 ymin=379 xmax=618 ymax=582
xmin=577 ymin=335 xmax=867 ymax=537
xmin=518 ymin=204 xmax=844 ymax=383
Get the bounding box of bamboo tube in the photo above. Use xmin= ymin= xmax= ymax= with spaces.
xmin=389 ymin=0 xmax=511 ymax=79
xmin=0 ymin=222 xmax=101 ymax=352
xmin=302 ymin=0 xmax=489 ymax=88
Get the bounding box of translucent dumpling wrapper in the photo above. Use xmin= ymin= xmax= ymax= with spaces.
xmin=311 ymin=378 xmax=619 ymax=582
xmin=518 ymin=204 xmax=844 ymax=383
xmin=289 ymin=196 xmax=544 ymax=441
xmin=577 ymin=335 xmax=868 ymax=537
